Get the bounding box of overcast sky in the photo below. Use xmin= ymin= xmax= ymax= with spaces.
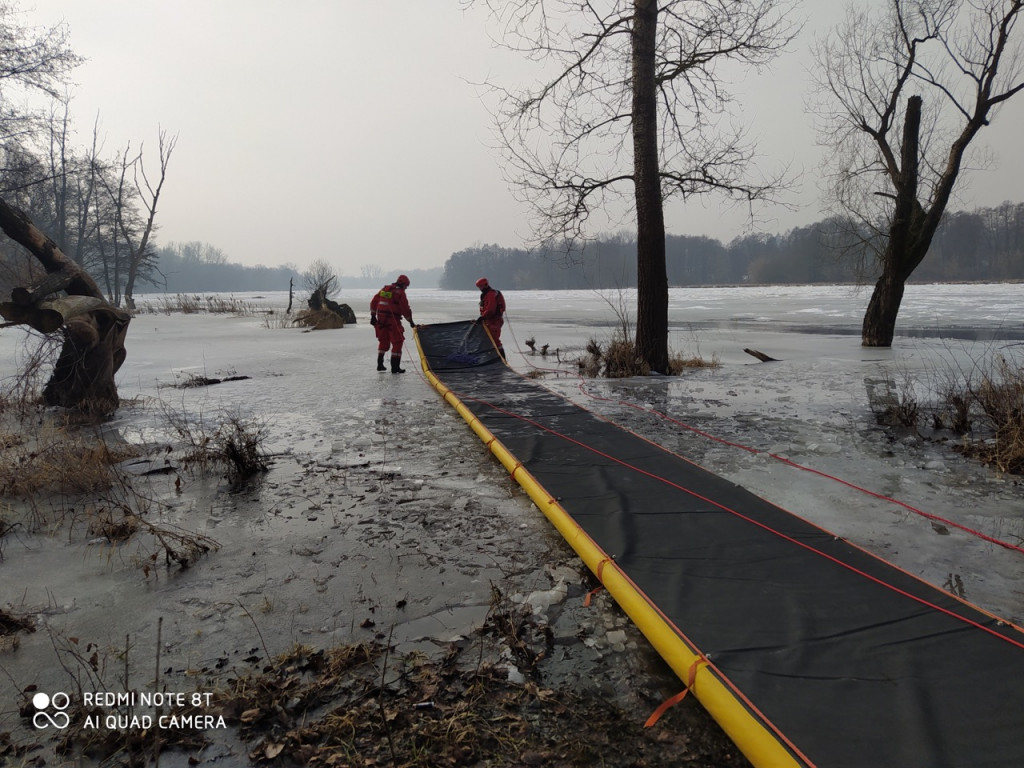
xmin=18 ymin=1 xmax=1024 ymax=276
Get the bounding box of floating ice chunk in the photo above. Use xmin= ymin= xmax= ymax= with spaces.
xmin=806 ymin=442 xmax=842 ymax=455
xmin=547 ymin=565 xmax=578 ymax=584
xmin=606 ymin=629 xmax=628 ymax=652
xmin=526 ymin=579 xmax=567 ymax=614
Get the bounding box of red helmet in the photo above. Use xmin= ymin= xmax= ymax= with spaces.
xmin=475 ymin=277 xmax=489 ymax=289
xmin=396 ymin=274 xmax=410 ymax=287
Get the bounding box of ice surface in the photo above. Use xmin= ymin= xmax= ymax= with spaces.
xmin=1 ymin=282 xmax=1024 ymax=755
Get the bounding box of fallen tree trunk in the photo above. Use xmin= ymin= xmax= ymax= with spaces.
xmin=10 ymin=272 xmax=75 ymax=307
xmin=1 ymin=295 xmax=128 ymax=334
xmin=743 ymin=348 xmax=778 ymax=362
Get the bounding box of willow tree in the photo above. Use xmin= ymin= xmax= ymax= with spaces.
xmin=813 ymin=0 xmax=1024 ymax=347
xmin=473 ymin=0 xmax=795 ymax=372
xmin=0 ymin=197 xmax=130 ymax=414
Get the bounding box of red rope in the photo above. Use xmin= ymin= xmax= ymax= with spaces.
xmin=450 ymin=385 xmax=1024 ymax=653
xmin=499 ymin=314 xmax=1024 ymax=559
xmin=416 ymin=323 xmax=1024 ymax=648
xmin=416 ymin=324 xmax=1023 ymax=767
xmin=579 ymin=380 xmax=1024 ymax=558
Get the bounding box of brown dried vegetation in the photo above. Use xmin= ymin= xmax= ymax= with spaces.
xmin=214 ymin=635 xmax=748 ymax=768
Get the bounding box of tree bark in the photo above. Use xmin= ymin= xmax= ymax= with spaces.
xmin=863 ymin=95 xmax=923 ymax=347
xmin=43 ymin=313 xmax=127 ymax=413
xmin=862 ymin=266 xmax=907 ymax=348
xmin=10 ymin=272 xmax=75 ymax=307
xmin=1 ymin=295 xmax=126 ymax=334
xmin=0 ymin=196 xmax=130 ymax=414
xmin=632 ymin=0 xmax=669 ymax=374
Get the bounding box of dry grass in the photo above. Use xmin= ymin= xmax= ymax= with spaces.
xmin=581 ymin=334 xmax=718 ymax=378
xmin=262 ymin=309 xmax=295 ymax=329
xmin=294 ymin=308 xmax=344 ymax=330
xmin=137 ymin=293 xmax=204 ymax=314
xmin=0 ymin=416 xmax=140 ymax=498
xmin=962 ymin=355 xmax=1024 ymax=473
xmin=0 ymin=332 xmax=61 ymax=418
xmin=159 ymin=403 xmax=269 ymax=484
xmin=135 ymin=294 xmax=259 ymax=315
xmin=0 ymin=371 xmax=222 ymax=575
xmin=0 ymin=402 xmax=219 ymax=571
xmin=668 ymin=350 xmax=720 ymax=374
xmin=873 ymin=351 xmax=1024 ymax=475
xmin=602 ymin=337 xmax=650 ymax=378
xmin=212 ymin=635 xmax=744 ymax=768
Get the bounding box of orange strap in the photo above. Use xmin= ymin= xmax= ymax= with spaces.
xmin=644 ymin=656 xmax=708 ymax=728
xmin=584 ymin=557 xmax=614 ymax=606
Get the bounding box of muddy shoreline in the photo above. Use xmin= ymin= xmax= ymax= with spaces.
xmin=0 ymin=361 xmax=746 ymax=766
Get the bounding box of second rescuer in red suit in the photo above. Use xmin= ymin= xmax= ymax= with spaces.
xmin=370 ymin=274 xmax=415 ymax=373
xmin=474 ymin=277 xmax=506 ymax=361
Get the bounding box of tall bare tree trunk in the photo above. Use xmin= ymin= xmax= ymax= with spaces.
xmin=862 ymin=96 xmax=934 ymax=346
xmin=863 ymin=95 xmax=921 ymax=346
xmin=632 ymin=0 xmax=669 ymax=373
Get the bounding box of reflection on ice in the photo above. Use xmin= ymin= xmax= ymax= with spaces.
xmin=0 ymin=283 xmax=1022 ymax=716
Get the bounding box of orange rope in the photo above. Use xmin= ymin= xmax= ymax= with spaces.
xmin=645 ymin=655 xmax=708 ymax=728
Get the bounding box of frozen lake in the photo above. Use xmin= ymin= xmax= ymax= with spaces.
xmin=2 ymin=281 xmax=1024 ymax=763
xmin=118 ymin=281 xmax=1024 ymax=623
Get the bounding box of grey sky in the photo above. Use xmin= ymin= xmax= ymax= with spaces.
xmin=20 ymin=1 xmax=1024 ymax=275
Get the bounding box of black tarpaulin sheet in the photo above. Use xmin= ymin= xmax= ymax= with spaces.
xmin=415 ymin=321 xmax=1024 ymax=768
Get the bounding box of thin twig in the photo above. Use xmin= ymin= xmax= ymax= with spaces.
xmin=238 ymin=600 xmax=271 ymax=663
xmin=378 ymin=624 xmax=398 ymax=766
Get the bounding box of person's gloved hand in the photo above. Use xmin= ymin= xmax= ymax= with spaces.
xmin=370 ymin=315 xmax=378 ymax=326
xmin=409 ymin=320 xmax=417 ymax=328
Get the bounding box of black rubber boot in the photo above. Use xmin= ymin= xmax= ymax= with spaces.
xmin=390 ymin=356 xmax=405 ymax=374
xmin=376 ymin=353 xmax=386 ymax=372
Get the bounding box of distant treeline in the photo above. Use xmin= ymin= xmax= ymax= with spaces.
xmin=136 ymin=242 xmax=442 ymax=293
xmin=440 ymin=202 xmax=1024 ymax=289
xmin=130 ymin=202 xmax=1024 ymax=295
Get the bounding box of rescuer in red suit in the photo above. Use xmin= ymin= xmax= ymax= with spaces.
xmin=370 ymin=274 xmax=416 ymax=373
xmin=474 ymin=277 xmax=506 ymax=361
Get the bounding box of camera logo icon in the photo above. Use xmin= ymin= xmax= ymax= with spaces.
xmin=32 ymin=692 xmax=71 ymax=729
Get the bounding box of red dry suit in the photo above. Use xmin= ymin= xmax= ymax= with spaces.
xmin=478 ymin=286 xmax=506 ymax=346
xmin=370 ymin=282 xmax=413 ymax=355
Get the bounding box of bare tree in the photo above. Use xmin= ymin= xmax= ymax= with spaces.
xmin=105 ymin=129 xmax=177 ymax=309
xmin=360 ymin=263 xmax=384 ymax=282
xmin=303 ymin=258 xmax=339 ymax=298
xmin=0 ymin=6 xmax=80 ymax=146
xmin=472 ymin=0 xmax=795 ymax=372
xmin=0 ymin=196 xmax=129 ymax=414
xmin=0 ymin=6 xmax=129 ymax=413
xmin=301 ymin=258 xmax=356 ymax=325
xmin=0 ymin=4 xmax=80 ymax=275
xmin=42 ymin=99 xmax=110 ymax=277
xmin=812 ymin=0 xmax=1024 ymax=347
